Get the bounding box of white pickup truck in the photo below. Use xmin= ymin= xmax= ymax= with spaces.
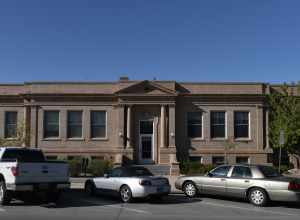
xmin=0 ymin=147 xmax=70 ymax=205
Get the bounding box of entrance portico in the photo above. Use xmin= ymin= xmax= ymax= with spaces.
xmin=115 ymin=80 xmax=177 ymax=165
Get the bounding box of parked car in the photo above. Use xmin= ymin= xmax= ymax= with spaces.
xmin=85 ymin=166 xmax=171 ymax=202
xmin=175 ymin=164 xmax=300 ymax=206
xmin=0 ymin=147 xmax=70 ymax=205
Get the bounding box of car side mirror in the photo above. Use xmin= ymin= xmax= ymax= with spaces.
xmin=207 ymin=172 xmax=213 ymax=177
xmin=104 ymin=173 xmax=110 ymax=178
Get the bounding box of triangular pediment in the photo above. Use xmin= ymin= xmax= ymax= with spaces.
xmin=115 ymin=80 xmax=177 ymax=95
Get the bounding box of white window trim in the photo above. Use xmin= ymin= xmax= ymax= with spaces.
xmin=234 ymin=111 xmax=251 ymax=140
xmin=186 ymin=112 xmax=204 ymax=140
xmin=43 ymin=110 xmax=61 ymax=140
xmin=90 ymin=110 xmax=108 ymax=140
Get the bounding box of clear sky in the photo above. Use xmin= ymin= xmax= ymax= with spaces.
xmin=0 ymin=0 xmax=299 ymax=83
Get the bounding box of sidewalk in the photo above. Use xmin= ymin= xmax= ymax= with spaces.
xmin=70 ymin=176 xmax=182 ymax=193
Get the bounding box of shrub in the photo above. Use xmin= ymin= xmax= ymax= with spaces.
xmin=68 ymin=157 xmax=82 ymax=177
xmin=88 ymin=159 xmax=113 ymax=177
xmin=180 ymin=160 xmax=215 ymax=175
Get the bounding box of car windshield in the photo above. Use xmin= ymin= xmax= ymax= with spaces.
xmin=1 ymin=149 xmax=45 ymax=163
xmin=125 ymin=167 xmax=153 ymax=177
xmin=258 ymin=165 xmax=281 ymax=178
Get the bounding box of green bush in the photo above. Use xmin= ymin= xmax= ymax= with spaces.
xmin=68 ymin=157 xmax=82 ymax=177
xmin=88 ymin=159 xmax=113 ymax=177
xmin=180 ymin=160 xmax=215 ymax=175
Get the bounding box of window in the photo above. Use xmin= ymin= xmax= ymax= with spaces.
xmin=212 ymin=156 xmax=225 ymax=166
xmin=91 ymin=111 xmax=106 ymax=138
xmin=209 ymin=165 xmax=230 ymax=177
xmin=187 ymin=112 xmax=202 ymax=138
xmin=234 ymin=112 xmax=249 ymax=138
xmin=111 ymin=168 xmax=122 ymax=177
xmin=67 ymin=111 xmax=83 ymax=138
xmin=43 ymin=111 xmax=59 ymax=138
xmin=210 ymin=112 xmax=226 ymax=138
xmin=236 ymin=156 xmax=250 ymax=164
xmin=231 ymin=166 xmax=252 ymax=178
xmin=5 ymin=112 xmax=18 ymax=138
xmin=2 ymin=149 xmax=45 ymax=163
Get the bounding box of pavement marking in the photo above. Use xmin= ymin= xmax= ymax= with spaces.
xmin=78 ymin=199 xmax=150 ymax=214
xmin=201 ymin=201 xmax=298 ymax=216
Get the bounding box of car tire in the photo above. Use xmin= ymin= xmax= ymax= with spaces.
xmin=0 ymin=181 xmax=11 ymax=206
xmin=248 ymin=188 xmax=268 ymax=207
xmin=183 ymin=181 xmax=197 ymax=198
xmin=120 ymin=185 xmax=133 ymax=203
xmin=85 ymin=181 xmax=95 ymax=196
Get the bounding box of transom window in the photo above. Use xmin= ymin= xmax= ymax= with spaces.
xmin=236 ymin=156 xmax=250 ymax=164
xmin=67 ymin=111 xmax=83 ymax=138
xmin=212 ymin=156 xmax=225 ymax=166
xmin=5 ymin=112 xmax=18 ymax=138
xmin=43 ymin=111 xmax=59 ymax=138
xmin=210 ymin=111 xmax=226 ymax=138
xmin=187 ymin=112 xmax=202 ymax=138
xmin=234 ymin=112 xmax=250 ymax=138
xmin=91 ymin=111 xmax=106 ymax=138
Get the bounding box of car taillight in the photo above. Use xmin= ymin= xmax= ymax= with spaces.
xmin=288 ymin=182 xmax=300 ymax=191
xmin=11 ymin=166 xmax=19 ymax=177
xmin=139 ymin=180 xmax=152 ymax=186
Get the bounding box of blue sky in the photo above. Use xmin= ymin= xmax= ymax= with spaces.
xmin=0 ymin=0 xmax=300 ymax=83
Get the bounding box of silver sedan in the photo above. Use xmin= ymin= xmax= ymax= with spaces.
xmin=175 ymin=164 xmax=300 ymax=206
xmin=85 ymin=166 xmax=170 ymax=202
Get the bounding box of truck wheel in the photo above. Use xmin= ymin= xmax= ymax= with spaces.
xmin=85 ymin=181 xmax=95 ymax=196
xmin=0 ymin=181 xmax=11 ymax=206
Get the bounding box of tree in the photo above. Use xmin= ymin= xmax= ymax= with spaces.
xmin=268 ymin=82 xmax=300 ymax=168
xmin=0 ymin=122 xmax=28 ymax=147
xmin=223 ymin=136 xmax=237 ymax=164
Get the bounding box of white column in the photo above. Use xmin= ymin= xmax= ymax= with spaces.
xmin=160 ymin=105 xmax=165 ymax=148
xmin=126 ymin=105 xmax=131 ymax=148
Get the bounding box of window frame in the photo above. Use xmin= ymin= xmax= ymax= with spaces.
xmin=210 ymin=111 xmax=227 ymax=139
xmin=186 ymin=112 xmax=203 ymax=139
xmin=234 ymin=111 xmax=251 ymax=139
xmin=4 ymin=111 xmax=18 ymax=139
xmin=43 ymin=110 xmax=60 ymax=139
xmin=67 ymin=110 xmax=83 ymax=139
xmin=90 ymin=110 xmax=107 ymax=139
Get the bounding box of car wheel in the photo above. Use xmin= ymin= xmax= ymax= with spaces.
xmin=0 ymin=181 xmax=11 ymax=206
xmin=248 ymin=188 xmax=268 ymax=207
xmin=85 ymin=181 xmax=95 ymax=196
xmin=183 ymin=181 xmax=197 ymax=198
xmin=120 ymin=185 xmax=133 ymax=203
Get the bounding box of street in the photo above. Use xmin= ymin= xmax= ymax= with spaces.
xmin=0 ymin=189 xmax=300 ymax=220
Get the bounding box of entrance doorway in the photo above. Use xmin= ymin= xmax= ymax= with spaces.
xmin=139 ymin=120 xmax=154 ymax=164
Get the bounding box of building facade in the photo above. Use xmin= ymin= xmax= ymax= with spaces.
xmin=0 ymin=78 xmax=275 ymax=173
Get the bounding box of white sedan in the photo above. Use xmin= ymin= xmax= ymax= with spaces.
xmin=85 ymin=166 xmax=171 ymax=202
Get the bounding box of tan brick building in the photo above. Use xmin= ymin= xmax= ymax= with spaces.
xmin=0 ymin=78 xmax=275 ymax=173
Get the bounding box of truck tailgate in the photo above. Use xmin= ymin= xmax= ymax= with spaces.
xmin=15 ymin=162 xmax=69 ymax=184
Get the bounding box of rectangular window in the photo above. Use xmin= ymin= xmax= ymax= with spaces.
xmin=67 ymin=111 xmax=83 ymax=138
xmin=5 ymin=112 xmax=18 ymax=138
xmin=187 ymin=112 xmax=202 ymax=138
xmin=43 ymin=111 xmax=59 ymax=138
xmin=91 ymin=111 xmax=106 ymax=138
xmin=236 ymin=156 xmax=250 ymax=164
xmin=212 ymin=156 xmax=225 ymax=166
xmin=210 ymin=111 xmax=226 ymax=138
xmin=234 ymin=112 xmax=249 ymax=138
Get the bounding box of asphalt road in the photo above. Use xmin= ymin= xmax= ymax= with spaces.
xmin=1 ymin=190 xmax=300 ymax=220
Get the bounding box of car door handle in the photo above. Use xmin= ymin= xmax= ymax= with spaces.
xmin=221 ymin=178 xmax=226 ymax=181
xmin=244 ymin=180 xmax=250 ymax=183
